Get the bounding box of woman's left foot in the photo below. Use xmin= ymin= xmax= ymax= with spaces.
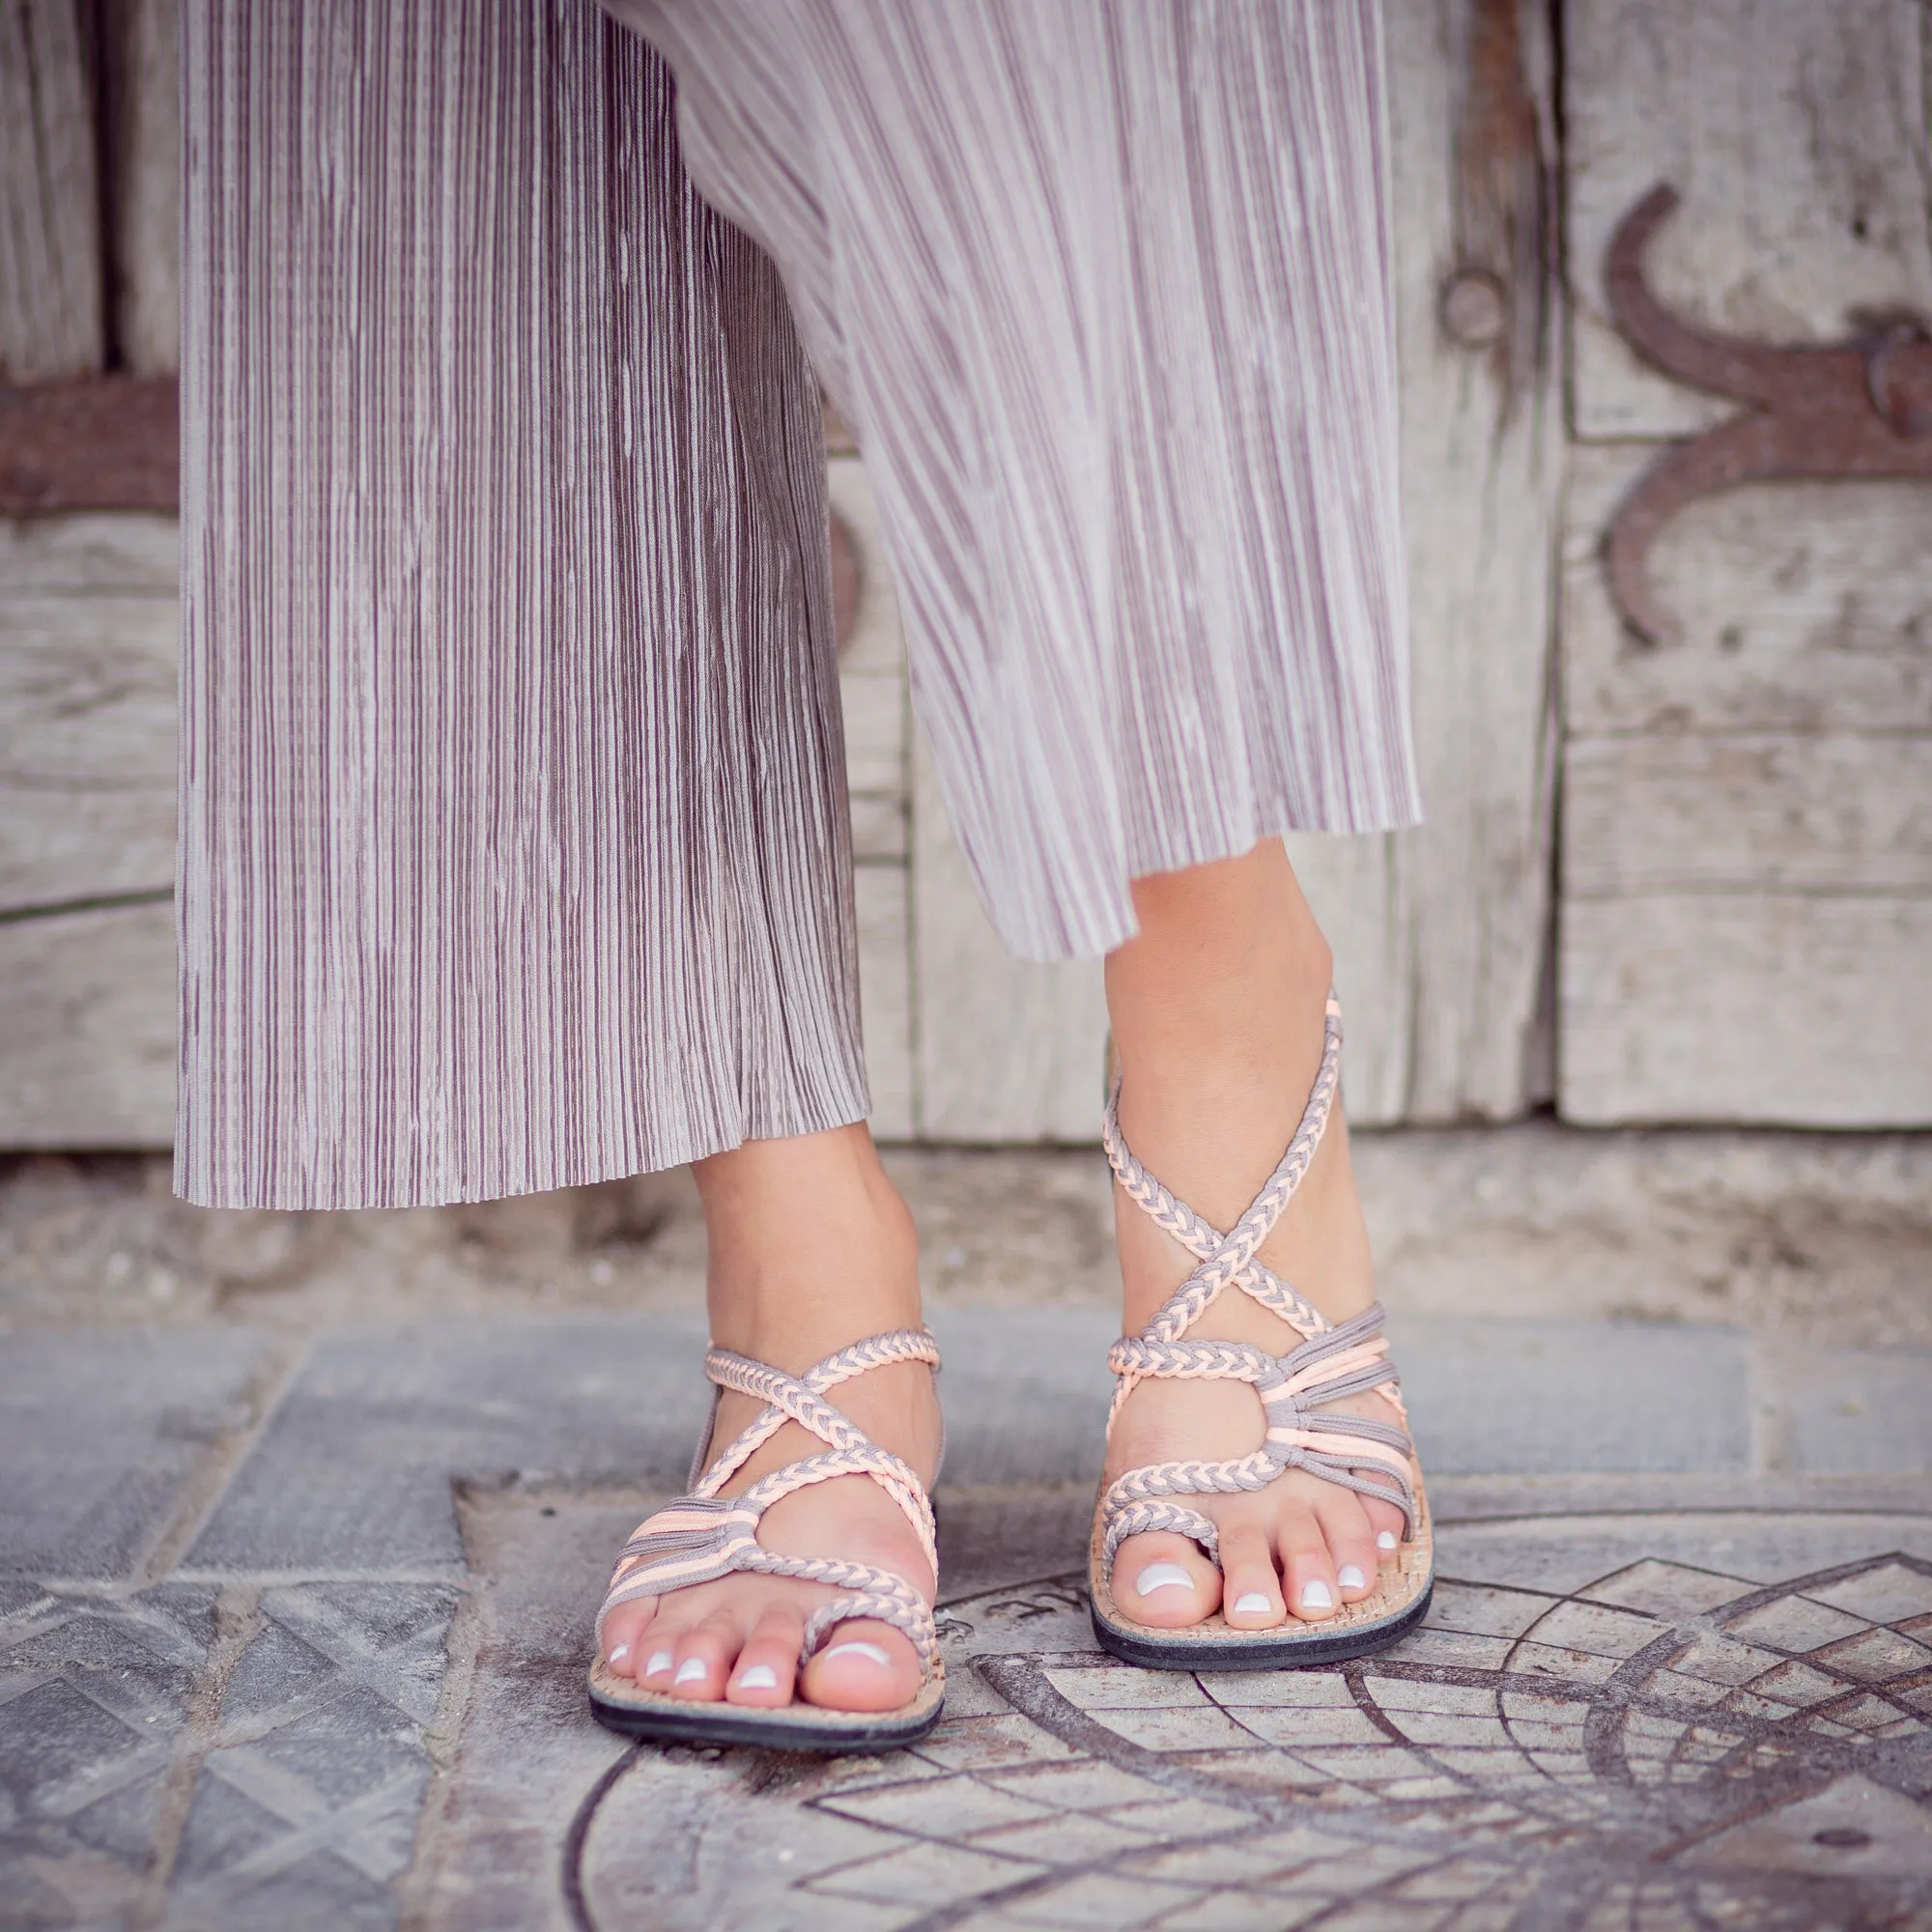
xmin=1102 ymin=1006 xmax=1412 ymax=1632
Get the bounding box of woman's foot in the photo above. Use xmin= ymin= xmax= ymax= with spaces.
xmin=1100 ymin=843 xmax=1409 ymax=1632
xmin=598 ymin=1126 xmax=940 ymax=1713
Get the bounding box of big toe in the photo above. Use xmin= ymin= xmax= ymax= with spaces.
xmin=798 ymin=1619 xmax=923 ymax=1714
xmin=1110 ymin=1532 xmax=1220 ymax=1628
xmin=599 ymin=1599 xmax=658 ymax=1678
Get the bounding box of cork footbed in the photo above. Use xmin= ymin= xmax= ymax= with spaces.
xmin=1088 ymin=1477 xmax=1435 ymax=1671
xmin=587 ymin=1654 xmax=946 ymax=1754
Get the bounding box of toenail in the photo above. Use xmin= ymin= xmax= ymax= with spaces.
xmin=1299 ymin=1579 xmax=1334 ymax=1610
xmin=673 ymin=1658 xmax=708 ymax=1685
xmin=1338 ymin=1565 xmax=1367 ymax=1591
xmin=1377 ymin=1530 xmax=1398 ymax=1551
xmin=1233 ymin=1591 xmax=1271 ymax=1616
xmin=643 ymin=1650 xmax=674 ymax=1678
xmin=823 ymin=1640 xmax=893 ymax=1668
xmin=607 ymin=1641 xmax=631 ymax=1666
xmin=1134 ymin=1562 xmax=1196 ymax=1597
xmin=736 ymin=1663 xmax=779 ymax=1690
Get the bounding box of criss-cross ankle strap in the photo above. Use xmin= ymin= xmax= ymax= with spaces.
xmin=1098 ymin=995 xmax=1417 ymax=1580
xmin=597 ymin=1327 xmax=943 ymax=1673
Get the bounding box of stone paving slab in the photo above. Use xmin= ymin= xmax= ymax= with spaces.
xmin=1770 ymin=1347 xmax=1932 ymax=1475
xmin=183 ymin=1320 xmax=713 ymax=1576
xmin=0 ymin=1328 xmax=270 ymax=1579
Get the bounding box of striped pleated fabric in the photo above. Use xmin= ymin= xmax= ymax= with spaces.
xmin=623 ymin=0 xmax=1421 ymax=958
xmin=178 ymin=4 xmax=865 ymax=1208
xmin=177 ymin=0 xmax=1418 ymax=1210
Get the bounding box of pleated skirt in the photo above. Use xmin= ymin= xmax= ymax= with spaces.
xmin=176 ymin=0 xmax=1418 ymax=1209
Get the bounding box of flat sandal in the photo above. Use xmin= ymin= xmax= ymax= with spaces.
xmin=588 ymin=1327 xmax=946 ymax=1752
xmin=1090 ymin=992 xmax=1435 ymax=1670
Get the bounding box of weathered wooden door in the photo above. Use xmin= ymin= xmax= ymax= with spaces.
xmin=3 ymin=0 xmax=1927 ymax=1147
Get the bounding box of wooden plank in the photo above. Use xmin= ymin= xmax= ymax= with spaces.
xmin=101 ymin=0 xmax=181 ymax=376
xmin=910 ymin=724 xmax=1108 ymax=1142
xmin=1563 ymin=445 xmax=1932 ymax=736
xmin=1564 ymin=0 xmax=1932 ymax=440
xmin=1566 ymin=734 xmax=1932 ymax=896
xmin=0 ymin=508 xmax=178 ymax=590
xmin=0 ymin=593 xmax=177 ymax=906
xmin=1559 ymin=894 xmax=1932 ymax=1125
xmin=0 ymin=0 xmax=103 ymax=380
xmin=854 ymin=862 xmax=913 ymax=1142
xmin=0 ymin=899 xmax=176 ymax=1146
xmin=1304 ymin=0 xmax=1561 ymax=1124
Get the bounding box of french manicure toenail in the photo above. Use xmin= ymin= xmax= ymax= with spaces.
xmin=607 ymin=1642 xmax=631 ymax=1666
xmin=736 ymin=1664 xmax=779 ymax=1690
xmin=673 ymin=1658 xmax=708 ymax=1685
xmin=1233 ymin=1591 xmax=1270 ymax=1615
xmin=823 ymin=1640 xmax=894 ymax=1668
xmin=1135 ymin=1562 xmax=1196 ymax=1597
xmin=643 ymin=1650 xmax=674 ymax=1678
xmin=1377 ymin=1530 xmax=1398 ymax=1551
xmin=1338 ymin=1565 xmax=1367 ymax=1591
xmin=1300 ymin=1579 xmax=1335 ymax=1610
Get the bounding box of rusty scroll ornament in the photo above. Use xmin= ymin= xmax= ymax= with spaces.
xmin=1603 ymin=183 xmax=1932 ymax=645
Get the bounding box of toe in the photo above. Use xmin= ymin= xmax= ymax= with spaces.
xmin=1217 ymin=1523 xmax=1284 ymax=1629
xmin=1275 ymin=1503 xmax=1340 ymax=1621
xmin=1111 ymin=1531 xmax=1221 ymax=1628
xmin=1313 ymin=1490 xmax=1379 ymax=1603
xmin=1363 ymin=1493 xmax=1408 ymax=1560
xmin=799 ymin=1618 xmax=922 ymax=1714
xmin=600 ymin=1598 xmax=658 ymax=1678
xmin=727 ymin=1605 xmax=804 ymax=1707
xmin=669 ymin=1611 xmax=741 ymax=1702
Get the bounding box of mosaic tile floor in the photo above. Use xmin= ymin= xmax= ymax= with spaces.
xmin=469 ymin=1505 xmax=1932 ymax=1931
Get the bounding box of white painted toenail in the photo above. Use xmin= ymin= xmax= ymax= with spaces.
xmin=736 ymin=1664 xmax=779 ymax=1690
xmin=1338 ymin=1565 xmax=1367 ymax=1591
xmin=1300 ymin=1579 xmax=1335 ymax=1610
xmin=1377 ymin=1530 xmax=1398 ymax=1551
xmin=607 ymin=1642 xmax=631 ymax=1666
xmin=1233 ymin=1592 xmax=1271 ymax=1616
xmin=1135 ymin=1562 xmax=1196 ymax=1597
xmin=674 ymin=1658 xmax=708 ymax=1685
xmin=823 ymin=1641 xmax=893 ymax=1668
xmin=643 ymin=1651 xmax=674 ymax=1678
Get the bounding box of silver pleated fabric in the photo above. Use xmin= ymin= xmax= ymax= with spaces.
xmin=178 ymin=5 xmax=865 ymax=1208
xmin=178 ymin=0 xmax=1418 ymax=1210
xmin=623 ymin=0 xmax=1420 ymax=959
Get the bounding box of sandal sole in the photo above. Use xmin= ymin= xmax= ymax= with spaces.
xmin=1091 ymin=1579 xmax=1432 ymax=1670
xmin=586 ymin=1658 xmax=945 ymax=1755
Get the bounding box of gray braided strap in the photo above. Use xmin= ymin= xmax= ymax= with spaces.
xmin=1104 ymin=1498 xmax=1223 ymax=1568
xmin=1104 ymin=993 xmax=1343 ymax=1356
xmin=799 ymin=1577 xmax=940 ymax=1670
xmin=596 ymin=1327 xmax=943 ymax=1677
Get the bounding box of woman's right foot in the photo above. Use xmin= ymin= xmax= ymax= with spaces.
xmin=597 ymin=1125 xmax=941 ymax=1714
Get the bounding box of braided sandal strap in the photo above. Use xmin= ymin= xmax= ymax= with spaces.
xmin=596 ymin=1327 xmax=942 ymax=1674
xmin=1099 ymin=995 xmax=1419 ymax=1583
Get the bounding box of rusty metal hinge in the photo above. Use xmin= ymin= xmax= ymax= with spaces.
xmin=1603 ymin=183 xmax=1932 ymax=645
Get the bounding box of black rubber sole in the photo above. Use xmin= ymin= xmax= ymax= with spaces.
xmin=588 ymin=1689 xmax=945 ymax=1756
xmin=1090 ymin=1581 xmax=1434 ymax=1672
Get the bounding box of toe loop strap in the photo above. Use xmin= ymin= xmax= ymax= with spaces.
xmin=1102 ymin=1498 xmax=1221 ymax=1571
xmin=800 ymin=1577 xmax=940 ymax=1670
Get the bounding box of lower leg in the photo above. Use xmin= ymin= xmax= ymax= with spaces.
xmin=1102 ymin=839 xmax=1405 ymax=1629
xmin=600 ymin=1123 xmax=940 ymax=1712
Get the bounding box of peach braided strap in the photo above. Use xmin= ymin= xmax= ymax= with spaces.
xmin=595 ymin=1327 xmax=942 ymax=1674
xmin=1099 ymin=994 xmax=1418 ymax=1582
